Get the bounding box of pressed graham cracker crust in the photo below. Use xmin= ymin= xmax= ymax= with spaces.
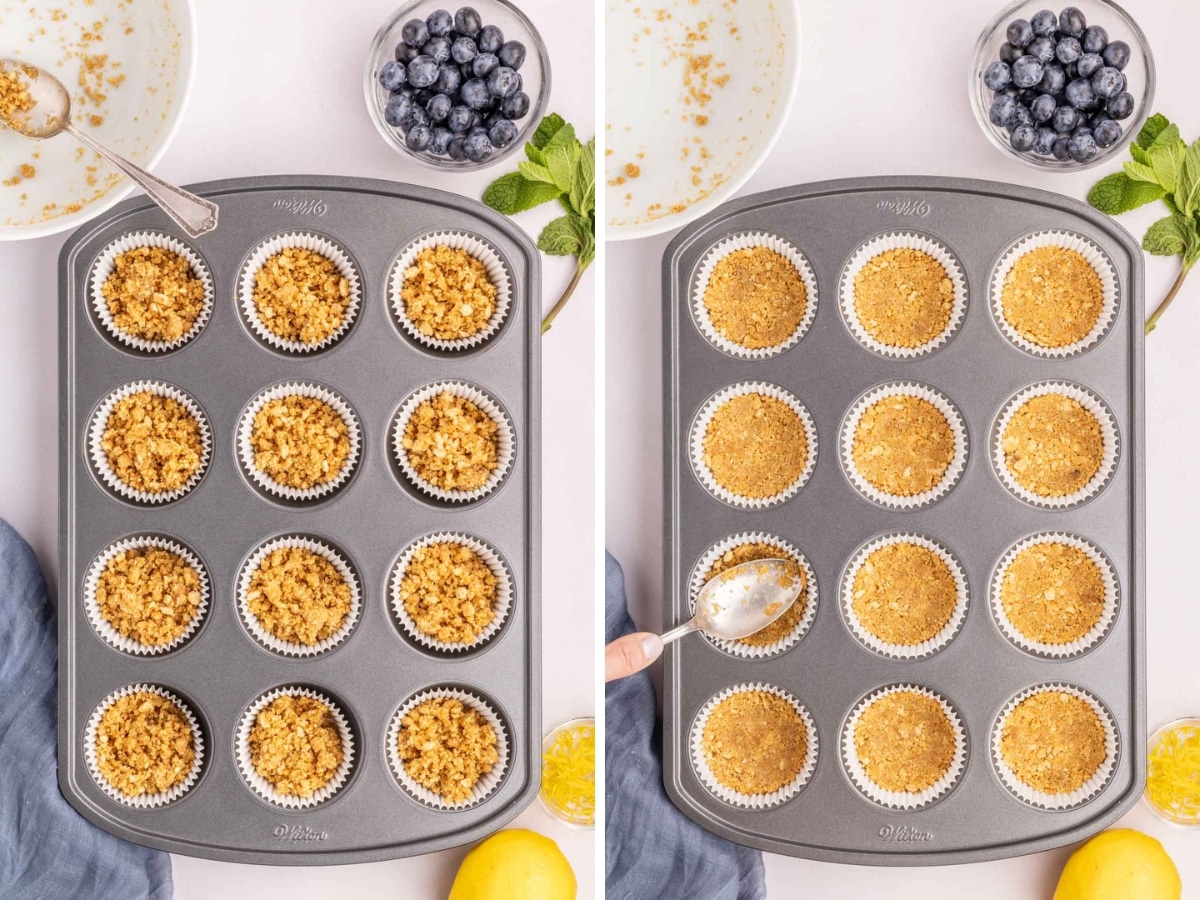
xmin=853 ymin=248 xmax=954 ymax=349
xmin=1000 ymin=247 xmax=1103 ymax=348
xmin=1000 ymin=542 xmax=1105 ymax=645
xmin=700 ymin=690 xmax=808 ymax=795
xmin=851 ymin=542 xmax=957 ymax=647
xmin=851 ymin=395 xmax=955 ymax=497
xmin=702 ymin=246 xmax=808 ymax=350
xmin=854 ymin=691 xmax=956 ymax=794
xmin=702 ymin=393 xmax=808 ymax=499
xmin=999 ymin=691 xmax=1107 ymax=795
xmin=1001 ymin=394 xmax=1104 ymax=498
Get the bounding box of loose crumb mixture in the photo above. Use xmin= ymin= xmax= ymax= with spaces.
xmin=398 ymin=697 xmax=499 ymax=803
xmin=852 ymin=395 xmax=955 ymax=497
xmin=402 ymin=392 xmax=499 ymax=492
xmin=249 ymin=695 xmax=344 ymax=798
xmin=1001 ymin=247 xmax=1102 ymax=348
xmin=250 ymin=395 xmax=351 ymax=491
xmin=95 ymin=547 xmax=202 ymax=646
xmin=401 ymin=245 xmax=496 ymax=341
xmin=853 ymin=249 xmax=954 ymax=348
xmin=1000 ymin=542 xmax=1105 ymax=644
xmin=100 ymin=391 xmax=203 ymax=494
xmin=1000 ymin=691 xmax=1107 ymax=794
xmin=706 ymin=542 xmax=807 ymax=646
xmin=94 ymin=692 xmax=195 ymax=798
xmin=702 ymin=393 xmax=808 ymax=499
xmin=246 ymin=547 xmax=352 ymax=646
xmin=102 ymin=246 xmax=206 ymax=344
xmin=851 ymin=543 xmax=957 ymax=646
xmin=700 ymin=690 xmax=807 ymax=795
xmin=702 ymin=246 xmax=808 ymax=350
xmin=0 ymin=63 xmax=36 ymax=124
xmin=854 ymin=691 xmax=955 ymax=793
xmin=400 ymin=542 xmax=497 ymax=644
xmin=1001 ymin=394 xmax=1104 ymax=497
xmin=251 ymin=248 xmax=350 ymax=345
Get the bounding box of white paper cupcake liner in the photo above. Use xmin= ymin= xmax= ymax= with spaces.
xmin=237 ymin=382 xmax=362 ymax=502
xmin=688 ymin=532 xmax=817 ymax=659
xmin=89 ymin=231 xmax=215 ymax=353
xmin=238 ymin=232 xmax=362 ymax=354
xmin=991 ymin=533 xmax=1120 ymax=659
xmin=841 ymin=533 xmax=969 ymax=660
xmin=839 ymin=232 xmax=968 ymax=359
xmin=386 ymin=687 xmax=510 ymax=810
xmin=392 ymin=381 xmax=516 ymax=504
xmin=992 ymin=683 xmax=1119 ymax=810
xmin=85 ymin=683 xmax=205 ymax=808
xmin=390 ymin=231 xmax=513 ymax=351
xmin=691 ymin=232 xmax=819 ymax=359
xmin=390 ymin=532 xmax=514 ymax=653
xmin=690 ymin=682 xmax=819 ymax=809
xmin=236 ymin=536 xmax=362 ymax=658
xmin=689 ymin=382 xmax=818 ymax=510
xmin=84 ymin=536 xmax=210 ymax=656
xmin=842 ymin=684 xmax=968 ymax=810
xmin=840 ymin=382 xmax=969 ymax=510
xmin=991 ymin=230 xmax=1119 ymax=358
xmin=88 ymin=380 xmax=212 ymax=505
xmin=235 ymin=686 xmax=355 ymax=809
xmin=992 ymin=382 xmax=1120 ymax=510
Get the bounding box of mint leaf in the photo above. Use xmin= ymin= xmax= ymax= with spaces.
xmin=544 ymin=122 xmax=577 ymax=151
xmin=518 ymin=160 xmax=556 ymax=185
xmin=1124 ymin=159 xmax=1160 ymax=184
xmin=482 ymin=171 xmax=563 ymax=215
xmin=545 ymin=143 xmax=581 ymax=196
xmin=537 ymin=214 xmax=584 ymax=257
xmin=1137 ymin=113 xmax=1172 ymax=149
xmin=1088 ymin=172 xmax=1166 ymax=214
xmin=1148 ymin=127 xmax=1186 ymax=194
xmin=1142 ymin=214 xmax=1196 ymax=257
xmin=1174 ymin=138 xmax=1200 ymax=218
xmin=1130 ymin=142 xmax=1152 ymax=166
xmin=570 ymin=138 xmax=596 ymax=219
xmin=531 ymin=113 xmax=567 ymax=150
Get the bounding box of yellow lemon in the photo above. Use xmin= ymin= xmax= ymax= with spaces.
xmin=449 ymin=829 xmax=576 ymax=900
xmin=1054 ymin=829 xmax=1181 ymax=900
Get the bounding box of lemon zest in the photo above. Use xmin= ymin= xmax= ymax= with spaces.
xmin=541 ymin=722 xmax=595 ymax=826
xmin=1146 ymin=723 xmax=1200 ymax=824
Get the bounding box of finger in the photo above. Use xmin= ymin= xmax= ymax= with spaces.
xmin=604 ymin=632 xmax=663 ymax=682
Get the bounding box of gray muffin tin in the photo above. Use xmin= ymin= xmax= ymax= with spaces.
xmin=57 ymin=175 xmax=541 ymax=864
xmin=662 ymin=177 xmax=1145 ymax=865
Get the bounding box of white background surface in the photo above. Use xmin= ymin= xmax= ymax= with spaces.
xmin=606 ymin=0 xmax=1200 ymax=895
xmin=0 ymin=0 xmax=596 ymax=896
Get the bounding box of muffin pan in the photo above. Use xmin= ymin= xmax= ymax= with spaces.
xmin=662 ymin=177 xmax=1144 ymax=864
xmin=58 ymin=175 xmax=541 ymax=864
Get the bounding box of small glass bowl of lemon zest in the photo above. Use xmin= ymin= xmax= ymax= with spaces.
xmin=1145 ymin=717 xmax=1200 ymax=827
xmin=539 ymin=717 xmax=595 ymax=829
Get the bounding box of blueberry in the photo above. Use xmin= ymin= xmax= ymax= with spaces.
xmin=1102 ymin=40 xmax=1131 ymax=70
xmin=461 ymin=77 xmax=492 ymax=109
xmin=1052 ymin=136 xmax=1072 ymax=160
xmin=395 ymin=42 xmax=420 ymax=63
xmin=477 ymin=24 xmax=504 ymax=53
xmin=984 ymin=61 xmax=1011 ymax=92
xmin=1031 ymin=93 xmax=1057 ymax=122
xmin=1107 ymin=91 xmax=1134 ymax=120
xmin=501 ymin=91 xmax=530 ymax=119
xmin=999 ymin=42 xmax=1023 ymax=65
xmin=1006 ymin=104 xmax=1035 ymax=133
xmin=1031 ymin=9 xmax=1057 ymax=35
xmin=1011 ymin=55 xmax=1044 ymax=88
xmin=995 ymin=85 xmax=1020 ymax=101
xmin=472 ymin=52 xmax=499 ymax=78
xmin=1019 ymin=87 xmax=1040 ymax=107
xmin=1055 ymin=36 xmax=1082 ymax=64
xmin=1065 ymin=77 xmax=1096 ymax=109
xmin=384 ymin=93 xmax=412 ymax=127
xmin=402 ymin=18 xmax=429 ymax=47
xmin=460 ymin=62 xmax=476 ymax=81
xmin=446 ymin=105 xmax=474 ymax=133
xmin=426 ymin=8 xmax=453 ymax=36
xmin=1073 ymin=126 xmax=1093 ymax=139
xmin=487 ymin=65 xmax=520 ymax=98
xmin=1006 ymin=18 xmax=1034 ymax=48
xmin=454 ymin=6 xmax=482 ymax=37
xmin=1068 ymin=130 xmax=1098 ymax=161
xmin=1059 ymin=6 xmax=1086 ymax=37
xmin=1088 ymin=110 xmax=1112 ymax=129
xmin=1093 ymin=119 xmax=1122 ymax=148
xmin=451 ymin=36 xmax=477 ymax=64
xmin=1092 ymin=66 xmax=1124 ymax=99
xmin=401 ymin=105 xmax=430 ymax=133
xmin=430 ymin=126 xmax=454 ymax=155
xmin=406 ymin=55 xmax=439 ymax=88
xmin=414 ymin=88 xmax=434 ymax=107
xmin=1051 ymin=104 xmax=1081 ymax=133
xmin=446 ymin=137 xmax=466 ymax=160
xmin=1077 ymin=52 xmax=1103 ymax=79
xmin=1010 ymin=123 xmax=1036 ymax=151
xmin=406 ymin=123 xmax=433 ymax=151
xmin=434 ymin=64 xmax=461 ymax=95
xmin=498 ymin=40 xmax=526 ymax=70
xmin=379 ymin=60 xmax=407 ymax=91
xmin=1064 ymin=60 xmax=1079 ymax=80
xmin=470 ymin=110 xmax=485 ymax=130
xmin=1027 ymin=36 xmax=1056 ymax=64
xmin=1034 ymin=125 xmax=1058 ymax=154
xmin=462 ymin=130 xmax=493 ymax=162
xmin=488 ymin=118 xmax=518 ymax=148
xmin=1081 ymin=25 xmax=1107 ymax=54
xmin=423 ymin=36 xmax=451 ymax=64
xmin=989 ymin=94 xmax=1018 ymax=127
xmin=426 ymin=93 xmax=452 ymax=121
xmin=1039 ymin=63 xmax=1066 ymax=95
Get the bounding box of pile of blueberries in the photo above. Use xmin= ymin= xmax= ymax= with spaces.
xmin=983 ymin=6 xmax=1135 ymax=163
xmin=378 ymin=6 xmax=531 ymax=163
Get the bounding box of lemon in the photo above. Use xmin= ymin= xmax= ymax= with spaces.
xmin=1054 ymin=829 xmax=1181 ymax=900
xmin=449 ymin=828 xmax=576 ymax=900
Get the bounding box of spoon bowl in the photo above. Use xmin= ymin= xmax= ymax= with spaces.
xmin=662 ymin=558 xmax=804 ymax=645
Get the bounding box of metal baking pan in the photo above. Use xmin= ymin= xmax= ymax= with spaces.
xmin=58 ymin=174 xmax=540 ymax=864
xmin=662 ymin=176 xmax=1144 ymax=865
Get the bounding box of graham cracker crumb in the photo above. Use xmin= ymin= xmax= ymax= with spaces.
xmin=400 ymin=542 xmax=497 ymax=644
xmin=94 ymin=692 xmax=195 ymax=797
xmin=398 ymin=698 xmax=499 ymax=803
xmin=852 ymin=543 xmax=957 ymax=646
xmin=101 ymin=246 xmax=205 ymax=344
xmin=853 ymin=249 xmax=954 ymax=348
xmin=95 ymin=547 xmax=202 ymax=646
xmin=706 ymin=542 xmax=807 ymax=646
xmin=402 ymin=392 xmax=499 ymax=492
xmin=246 ymin=547 xmax=352 ymax=646
xmin=702 ymin=247 xmax=808 ymax=350
xmin=702 ymin=393 xmax=808 ymax=499
xmin=18 ymin=163 xmax=36 ymax=180
xmin=249 ymin=695 xmax=344 ymax=797
xmin=1001 ymin=394 xmax=1103 ymax=497
xmin=700 ymin=690 xmax=807 ymax=794
xmin=852 ymin=395 xmax=955 ymax=497
xmin=854 ymin=691 xmax=955 ymax=793
xmin=1000 ymin=691 xmax=1106 ymax=794
xmin=1001 ymin=247 xmax=1102 ymax=348
xmin=1001 ymin=542 xmax=1105 ymax=644
xmin=251 ymin=247 xmax=350 ymax=345
xmin=250 ymin=395 xmax=351 ymax=491
xmin=100 ymin=391 xmax=203 ymax=494
xmin=401 ymin=245 xmax=496 ymax=342
xmin=0 ymin=63 xmax=35 ymax=124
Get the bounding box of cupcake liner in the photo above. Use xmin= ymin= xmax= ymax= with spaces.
xmin=389 ymin=231 xmax=513 ymax=351
xmin=235 ymin=686 xmax=355 ymax=809
xmin=89 ymin=231 xmax=215 ymax=353
xmin=88 ymin=380 xmax=212 ymax=505
xmin=991 ymin=230 xmax=1119 ymax=358
xmin=691 ymin=232 xmax=819 ymax=359
xmin=238 ymin=232 xmax=362 ymax=354
xmin=84 ymin=536 xmax=210 ymax=656
xmin=237 ymin=382 xmax=362 ymax=502
xmin=841 ymin=533 xmax=969 ymax=660
xmin=992 ymin=382 xmax=1120 ymax=510
xmin=689 ymin=682 xmax=819 ymax=809
xmin=991 ymin=533 xmax=1120 ymax=659
xmin=991 ymin=683 xmax=1119 ymax=810
xmin=85 ymin=683 xmax=205 ymax=808
xmin=392 ymin=381 xmax=516 ymax=504
xmin=390 ymin=532 xmax=514 ymax=653
xmin=840 ymin=382 xmax=969 ymax=510
xmin=689 ymin=382 xmax=819 ymax=510
xmin=236 ymin=536 xmax=362 ymax=658
xmin=839 ymin=232 xmax=968 ymax=359
xmin=842 ymin=684 xmax=968 ymax=810
xmin=687 ymin=532 xmax=817 ymax=659
xmin=386 ymin=687 xmax=510 ymax=810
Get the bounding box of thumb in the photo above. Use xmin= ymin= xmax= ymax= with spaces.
xmin=604 ymin=632 xmax=663 ymax=682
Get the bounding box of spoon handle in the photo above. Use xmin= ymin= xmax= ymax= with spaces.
xmin=660 ymin=619 xmax=700 ymax=645
xmin=64 ymin=122 xmax=219 ymax=237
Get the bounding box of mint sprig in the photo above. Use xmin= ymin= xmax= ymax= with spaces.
xmin=482 ymin=113 xmax=595 ymax=334
xmin=1088 ymin=113 xmax=1200 ymax=333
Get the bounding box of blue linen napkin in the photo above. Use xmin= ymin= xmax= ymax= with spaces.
xmin=604 ymin=551 xmax=766 ymax=900
xmin=0 ymin=518 xmax=173 ymax=900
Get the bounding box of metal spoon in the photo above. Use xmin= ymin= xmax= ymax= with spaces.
xmin=661 ymin=558 xmax=804 ymax=645
xmin=1 ymin=60 xmax=218 ymax=236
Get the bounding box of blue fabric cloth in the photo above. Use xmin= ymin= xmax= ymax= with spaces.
xmin=0 ymin=518 xmax=173 ymax=900
xmin=604 ymin=551 xmax=766 ymax=900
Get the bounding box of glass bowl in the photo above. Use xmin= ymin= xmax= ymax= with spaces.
xmin=364 ymin=0 xmax=551 ymax=171
xmin=1144 ymin=717 xmax=1200 ymax=828
xmin=968 ymin=0 xmax=1155 ymax=171
xmin=538 ymin=716 xmax=595 ymax=829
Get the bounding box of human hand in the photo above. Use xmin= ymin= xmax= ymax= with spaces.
xmin=604 ymin=632 xmax=663 ymax=682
